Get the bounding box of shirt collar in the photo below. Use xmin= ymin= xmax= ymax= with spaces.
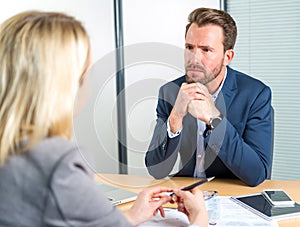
xmin=212 ymin=67 xmax=227 ymax=102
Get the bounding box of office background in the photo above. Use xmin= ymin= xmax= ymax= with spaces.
xmin=1 ymin=0 xmax=299 ymax=180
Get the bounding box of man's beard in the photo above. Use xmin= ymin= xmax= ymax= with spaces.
xmin=185 ymin=61 xmax=223 ymax=84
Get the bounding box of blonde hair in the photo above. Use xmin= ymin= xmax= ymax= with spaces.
xmin=0 ymin=11 xmax=91 ymax=164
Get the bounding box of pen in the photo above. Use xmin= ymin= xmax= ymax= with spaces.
xmin=169 ymin=176 xmax=215 ymax=197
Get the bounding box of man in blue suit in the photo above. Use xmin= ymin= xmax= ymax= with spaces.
xmin=145 ymin=8 xmax=272 ymax=187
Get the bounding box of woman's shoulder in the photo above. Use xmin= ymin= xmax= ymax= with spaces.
xmin=27 ymin=136 xmax=89 ymax=178
xmin=30 ymin=136 xmax=78 ymax=161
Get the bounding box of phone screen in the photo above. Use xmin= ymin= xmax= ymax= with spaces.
xmin=265 ymin=190 xmax=292 ymax=202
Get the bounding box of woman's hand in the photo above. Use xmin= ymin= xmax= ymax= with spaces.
xmin=172 ymin=188 xmax=208 ymax=227
xmin=124 ymin=186 xmax=173 ymax=225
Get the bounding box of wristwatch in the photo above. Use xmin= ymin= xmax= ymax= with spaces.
xmin=209 ymin=114 xmax=224 ymax=130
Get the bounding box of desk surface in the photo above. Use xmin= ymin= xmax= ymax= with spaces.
xmin=95 ymin=174 xmax=300 ymax=227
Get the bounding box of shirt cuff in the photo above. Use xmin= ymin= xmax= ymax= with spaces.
xmin=167 ymin=118 xmax=182 ymax=138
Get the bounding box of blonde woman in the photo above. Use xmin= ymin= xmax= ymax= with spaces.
xmin=0 ymin=11 xmax=207 ymax=227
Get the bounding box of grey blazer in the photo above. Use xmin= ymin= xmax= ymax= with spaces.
xmin=0 ymin=137 xmax=132 ymax=227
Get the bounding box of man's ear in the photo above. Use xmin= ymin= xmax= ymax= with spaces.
xmin=223 ymin=49 xmax=234 ymax=66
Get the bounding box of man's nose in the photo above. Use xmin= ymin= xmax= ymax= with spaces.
xmin=188 ymin=49 xmax=201 ymax=64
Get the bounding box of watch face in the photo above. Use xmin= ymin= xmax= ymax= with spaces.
xmin=211 ymin=116 xmax=222 ymax=129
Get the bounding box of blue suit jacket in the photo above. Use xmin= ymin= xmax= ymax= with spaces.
xmin=145 ymin=66 xmax=272 ymax=186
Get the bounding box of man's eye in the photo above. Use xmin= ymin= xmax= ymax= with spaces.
xmin=186 ymin=45 xmax=193 ymax=50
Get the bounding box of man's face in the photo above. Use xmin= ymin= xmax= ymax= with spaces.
xmin=184 ymin=23 xmax=226 ymax=84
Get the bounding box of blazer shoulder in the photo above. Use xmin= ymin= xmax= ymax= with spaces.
xmin=27 ymin=137 xmax=81 ymax=175
xmin=160 ymin=75 xmax=185 ymax=92
xmin=228 ymin=67 xmax=270 ymax=90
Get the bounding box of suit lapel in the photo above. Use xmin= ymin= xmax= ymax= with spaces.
xmin=215 ymin=67 xmax=238 ymax=114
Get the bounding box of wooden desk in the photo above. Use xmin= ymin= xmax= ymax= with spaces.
xmin=95 ymin=174 xmax=300 ymax=227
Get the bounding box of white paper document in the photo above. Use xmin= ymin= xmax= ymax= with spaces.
xmin=138 ymin=196 xmax=278 ymax=227
xmin=207 ymin=196 xmax=278 ymax=227
xmin=138 ymin=208 xmax=190 ymax=227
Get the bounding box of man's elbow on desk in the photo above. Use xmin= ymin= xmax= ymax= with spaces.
xmin=146 ymin=164 xmax=170 ymax=179
xmin=239 ymin=171 xmax=267 ymax=187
